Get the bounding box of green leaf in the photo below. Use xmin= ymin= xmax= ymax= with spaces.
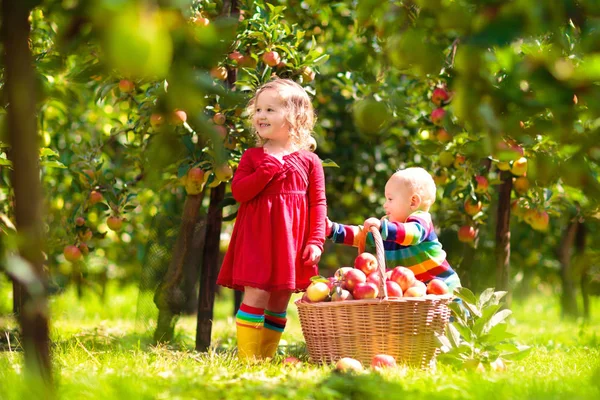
xmin=454 ymin=287 xmax=477 ymax=305
xmin=178 ymin=163 xmax=190 ymax=179
xmin=182 ymin=135 xmax=195 ymax=154
xmin=321 ymin=159 xmax=339 ymax=168
xmin=486 ymin=309 xmax=512 ymax=332
xmin=223 ymin=211 xmax=238 ymax=222
xmin=478 ymin=287 xmax=495 ymax=307
xmin=473 ymin=304 xmax=504 ymax=336
xmin=447 ymin=323 xmax=464 ymax=347
xmin=312 ymin=54 xmax=329 ymax=66
xmin=39 ymin=148 xmax=59 ymax=157
xmin=40 ymin=160 xmax=67 ymax=169
xmin=450 ymin=320 xmax=473 ymax=343
xmin=309 ymin=275 xmax=328 ymax=283
xmin=0 ymin=158 xmax=12 ymax=167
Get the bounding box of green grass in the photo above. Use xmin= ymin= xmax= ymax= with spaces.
xmin=1 ymin=281 xmax=600 ymax=399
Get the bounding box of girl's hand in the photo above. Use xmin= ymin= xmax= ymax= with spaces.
xmin=302 ymin=244 xmax=322 ymax=267
xmin=325 ymin=217 xmax=333 ymax=237
xmin=363 ymin=217 xmax=381 ymax=232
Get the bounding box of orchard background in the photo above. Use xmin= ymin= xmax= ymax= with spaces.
xmin=1 ymin=0 xmax=600 ymax=398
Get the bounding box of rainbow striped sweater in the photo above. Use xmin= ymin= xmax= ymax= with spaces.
xmin=327 ymin=211 xmax=461 ymax=290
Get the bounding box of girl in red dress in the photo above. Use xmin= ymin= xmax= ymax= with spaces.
xmin=217 ymin=79 xmax=327 ymax=360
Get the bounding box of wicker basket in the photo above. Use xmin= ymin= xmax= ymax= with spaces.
xmin=296 ymin=227 xmax=452 ymax=369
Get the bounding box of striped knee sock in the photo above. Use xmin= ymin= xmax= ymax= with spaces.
xmin=236 ymin=303 xmax=265 ymax=329
xmin=264 ymin=310 xmax=287 ymax=333
xmin=261 ymin=310 xmax=287 ymax=358
xmin=236 ymin=303 xmax=264 ymax=359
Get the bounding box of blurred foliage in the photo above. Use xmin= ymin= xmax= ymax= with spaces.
xmin=0 ymin=0 xmax=599 ymax=302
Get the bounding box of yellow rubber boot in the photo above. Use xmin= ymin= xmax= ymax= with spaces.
xmin=260 ymin=310 xmax=287 ymax=359
xmin=236 ymin=304 xmax=264 ymax=360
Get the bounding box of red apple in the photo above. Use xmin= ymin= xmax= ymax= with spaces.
xmin=213 ymin=112 xmax=226 ymax=125
xmin=326 ymin=276 xmax=338 ymax=291
xmin=107 ymin=216 xmax=124 ymax=231
xmin=194 ymin=16 xmax=210 ymax=26
xmin=75 ymin=217 xmax=85 ymax=227
xmin=513 ymin=176 xmax=530 ymax=195
xmin=262 ymin=51 xmax=281 ymax=67
xmin=354 ymin=252 xmax=378 ymax=276
xmin=385 ymin=280 xmax=403 ymax=298
xmin=172 ymin=110 xmax=187 ymax=125
xmin=78 ymin=229 xmax=92 ymax=242
xmin=511 ymin=157 xmax=528 ymax=176
xmin=187 ymin=167 xmax=204 ymax=183
xmin=239 ymin=55 xmax=257 ymax=68
xmin=210 ymin=66 xmax=228 ymax=81
xmin=150 ymin=113 xmax=164 ymax=128
xmin=306 ymin=282 xmax=330 ymax=302
xmin=464 ymin=198 xmax=482 ymax=216
xmin=283 ymin=356 xmax=301 ymax=365
xmin=344 ymin=269 xmax=366 ymax=291
xmin=431 ymin=88 xmax=450 ymax=106
xmin=228 ymin=51 xmax=244 ymax=63
xmin=431 ymin=108 xmax=446 ymax=125
xmin=436 ymin=129 xmax=452 ymax=143
xmin=404 ymin=284 xmax=426 ymax=297
xmin=63 ymin=245 xmax=82 ymax=262
xmin=335 ymin=357 xmax=364 ymax=373
xmin=334 ymin=267 xmax=353 ymax=280
xmin=458 ymin=225 xmax=477 ymax=243
xmin=366 ymin=272 xmax=382 ymax=288
xmin=352 ymin=282 xmax=379 ymax=300
xmin=118 ymin=79 xmax=134 ymax=93
xmin=78 ymin=243 xmax=90 ymax=256
xmin=426 ymin=278 xmax=450 ymax=295
xmin=331 ymin=288 xmax=353 ymax=302
xmin=89 ymin=190 xmax=103 ymax=205
xmin=528 ymin=210 xmax=549 ymax=231
xmin=371 ymin=354 xmax=397 ymax=370
xmin=474 ymin=176 xmax=489 ymax=193
xmin=390 ymin=267 xmax=416 ymax=292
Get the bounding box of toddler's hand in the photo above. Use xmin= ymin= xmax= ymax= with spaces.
xmin=302 ymin=244 xmax=322 ymax=267
xmin=325 ymin=217 xmax=333 ymax=237
xmin=363 ymin=217 xmax=381 ymax=232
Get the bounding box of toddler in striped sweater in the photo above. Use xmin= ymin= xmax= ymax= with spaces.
xmin=326 ymin=167 xmax=461 ymax=292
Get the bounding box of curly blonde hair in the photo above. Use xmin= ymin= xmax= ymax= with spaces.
xmin=247 ymin=79 xmax=316 ymax=150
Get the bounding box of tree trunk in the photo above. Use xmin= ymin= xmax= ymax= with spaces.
xmin=196 ymin=0 xmax=239 ymax=352
xmin=196 ymin=184 xmax=226 ymax=352
xmin=576 ymin=222 xmax=589 ymax=320
xmin=153 ymin=192 xmax=205 ymax=342
xmin=183 ymin=217 xmax=206 ymax=315
xmin=2 ymin=0 xmax=51 ymax=383
xmin=558 ymin=220 xmax=579 ymax=319
xmin=495 ymin=172 xmax=512 ymax=307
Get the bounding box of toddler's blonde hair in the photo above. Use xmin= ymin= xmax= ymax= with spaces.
xmin=247 ymin=79 xmax=316 ymax=150
xmin=393 ymin=167 xmax=437 ymax=211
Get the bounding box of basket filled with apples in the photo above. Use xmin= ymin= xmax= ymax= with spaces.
xmin=296 ymin=227 xmax=452 ymax=370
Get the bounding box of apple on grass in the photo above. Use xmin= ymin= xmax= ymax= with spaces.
xmin=335 ymin=357 xmax=363 ymax=373
xmin=371 ymin=354 xmax=397 ymax=370
xmin=354 ymin=252 xmax=378 ymax=275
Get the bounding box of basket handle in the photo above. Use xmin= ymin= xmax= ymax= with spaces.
xmin=357 ymin=226 xmax=388 ymax=299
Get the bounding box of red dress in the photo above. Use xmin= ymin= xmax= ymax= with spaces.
xmin=217 ymin=147 xmax=327 ymax=292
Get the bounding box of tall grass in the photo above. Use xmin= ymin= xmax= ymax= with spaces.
xmin=1 ymin=280 xmax=599 ymax=399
